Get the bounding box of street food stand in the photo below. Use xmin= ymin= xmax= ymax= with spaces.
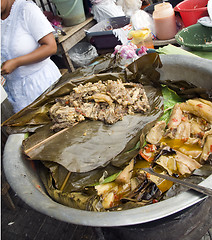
xmin=2 ymin=0 xmax=212 ymax=239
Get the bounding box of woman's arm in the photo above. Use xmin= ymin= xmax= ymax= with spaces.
xmin=1 ymin=32 xmax=57 ymax=75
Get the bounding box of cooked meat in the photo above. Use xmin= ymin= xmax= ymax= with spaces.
xmin=174 ymin=150 xmax=202 ymax=172
xmin=184 ymin=137 xmax=200 ymax=145
xmin=202 ymin=129 xmax=212 ymax=143
xmin=178 ymin=146 xmax=202 ymax=159
xmin=165 ymin=103 xmax=182 ymax=139
xmin=156 ymin=150 xmax=201 ymax=176
xmin=176 ymin=161 xmax=192 ymax=176
xmin=49 ymin=103 xmax=85 ymax=125
xmin=167 ymin=103 xmax=182 ymax=130
xmin=140 ymin=99 xmax=211 ymax=179
xmin=201 ymin=134 xmax=212 ymax=162
xmin=190 ymin=119 xmax=204 ymax=136
xmin=175 ymin=121 xmax=191 ymax=140
xmin=179 ymin=98 xmax=212 ymax=124
xmin=199 ymin=98 xmax=212 ymax=108
xmin=49 ymin=80 xmax=150 ymax=130
xmin=95 ymin=182 xmax=117 ymax=196
xmin=146 ymin=121 xmax=166 ymax=144
xmin=115 ymin=159 xmax=134 ymax=184
xmin=156 ymin=155 xmax=177 ymax=175
xmin=88 ymin=93 xmax=113 ymax=105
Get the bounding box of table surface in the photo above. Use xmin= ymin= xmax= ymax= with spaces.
xmin=55 ymin=16 xmax=96 ymax=72
xmin=56 ymin=16 xmax=95 ymax=44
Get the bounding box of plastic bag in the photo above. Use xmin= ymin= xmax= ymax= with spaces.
xmin=91 ymin=0 xmax=125 ymax=22
xmin=116 ymin=0 xmax=155 ymax=34
xmin=131 ymin=10 xmax=155 ymax=34
xmin=116 ymin=0 xmax=142 ymax=17
xmin=68 ymin=42 xmax=98 ymax=68
xmin=111 ymin=42 xmax=147 ymax=68
xmin=113 ymin=24 xmax=133 ymax=45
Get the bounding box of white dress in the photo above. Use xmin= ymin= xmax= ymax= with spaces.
xmin=1 ymin=0 xmax=61 ymax=113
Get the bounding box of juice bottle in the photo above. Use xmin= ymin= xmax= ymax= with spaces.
xmin=152 ymin=2 xmax=177 ymax=40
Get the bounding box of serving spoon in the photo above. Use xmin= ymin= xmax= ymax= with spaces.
xmin=142 ymin=168 xmax=212 ymax=197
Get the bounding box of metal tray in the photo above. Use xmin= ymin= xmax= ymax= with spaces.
xmin=3 ymin=55 xmax=212 ymax=227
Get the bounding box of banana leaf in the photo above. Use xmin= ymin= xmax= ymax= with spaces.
xmin=41 ymin=161 xmax=120 ymax=192
xmin=39 ymin=162 xmax=153 ymax=211
xmin=22 ymin=85 xmax=163 ymax=172
xmin=22 ymin=86 xmax=163 ymax=172
xmin=39 ymin=164 xmax=98 ymax=210
xmin=6 ymin=53 xmax=161 ymax=173
xmin=159 ymin=80 xmax=212 ymax=101
xmin=2 ymin=53 xmax=161 ymax=131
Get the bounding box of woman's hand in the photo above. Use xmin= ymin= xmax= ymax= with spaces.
xmin=1 ymin=32 xmax=57 ymax=75
xmin=1 ymin=59 xmax=19 ymax=75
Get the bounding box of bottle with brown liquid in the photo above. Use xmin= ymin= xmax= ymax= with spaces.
xmin=152 ymin=2 xmax=177 ymax=40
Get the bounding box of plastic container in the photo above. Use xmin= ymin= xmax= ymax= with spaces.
xmin=152 ymin=2 xmax=177 ymax=40
xmin=174 ymin=0 xmax=209 ymax=27
xmin=52 ymin=0 xmax=86 ymax=27
xmin=175 ymin=23 xmax=212 ymax=51
xmin=128 ymin=28 xmax=154 ymax=49
xmin=86 ymin=16 xmax=130 ymax=50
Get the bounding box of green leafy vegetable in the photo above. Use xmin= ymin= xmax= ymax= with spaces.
xmin=126 ymin=141 xmax=141 ymax=153
xmin=89 ymin=171 xmax=122 ymax=186
xmin=159 ymin=85 xmax=182 ymax=124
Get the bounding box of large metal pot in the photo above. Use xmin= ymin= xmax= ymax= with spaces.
xmin=3 ymin=54 xmax=212 ymax=227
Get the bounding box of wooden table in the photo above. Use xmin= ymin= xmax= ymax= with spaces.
xmin=56 ymin=16 xmax=96 ymax=72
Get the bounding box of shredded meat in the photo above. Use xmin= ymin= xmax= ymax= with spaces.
xmin=49 ymin=80 xmax=150 ymax=131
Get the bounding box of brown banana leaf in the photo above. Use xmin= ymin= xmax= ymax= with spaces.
xmin=42 ymin=161 xmax=120 ymax=192
xmin=19 ymin=53 xmax=163 ymax=173
xmin=39 ymin=164 xmax=97 ymax=210
xmin=159 ymin=80 xmax=212 ymax=100
xmin=2 ymin=53 xmax=161 ymax=132
xmin=5 ymin=53 xmax=163 ymax=174
xmin=22 ymin=81 xmax=163 ymax=173
xmin=39 ymin=162 xmax=149 ymax=211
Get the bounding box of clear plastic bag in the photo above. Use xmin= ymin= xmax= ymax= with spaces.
xmin=131 ymin=10 xmax=155 ymax=34
xmin=91 ymin=0 xmax=125 ymax=22
xmin=116 ymin=0 xmax=142 ymax=17
xmin=68 ymin=42 xmax=98 ymax=68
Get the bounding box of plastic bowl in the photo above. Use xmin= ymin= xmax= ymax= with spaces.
xmin=175 ymin=23 xmax=212 ymax=51
xmin=174 ymin=0 xmax=209 ymax=27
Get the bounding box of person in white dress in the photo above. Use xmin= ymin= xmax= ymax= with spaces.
xmin=1 ymin=0 xmax=62 ymax=113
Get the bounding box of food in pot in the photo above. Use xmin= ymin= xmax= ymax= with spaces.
xmin=49 ymin=80 xmax=150 ymax=131
xmin=39 ymin=97 xmax=211 ymax=212
xmin=91 ymin=98 xmax=212 ymax=210
xmin=139 ymin=98 xmax=211 ymax=180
